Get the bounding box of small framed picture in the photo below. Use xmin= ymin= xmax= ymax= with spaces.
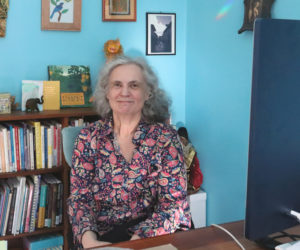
xmin=41 ymin=0 xmax=82 ymax=31
xmin=0 ymin=93 xmax=11 ymax=114
xmin=102 ymin=0 xmax=136 ymax=22
xmin=146 ymin=13 xmax=176 ymax=55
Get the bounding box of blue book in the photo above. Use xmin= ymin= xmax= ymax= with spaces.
xmin=19 ymin=126 xmax=25 ymax=170
xmin=23 ymin=234 xmax=63 ymax=250
xmin=44 ymin=126 xmax=48 ymax=168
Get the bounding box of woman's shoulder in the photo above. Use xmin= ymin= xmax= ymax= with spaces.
xmin=148 ymin=122 xmax=178 ymax=140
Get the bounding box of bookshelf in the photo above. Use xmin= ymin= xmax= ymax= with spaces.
xmin=0 ymin=107 xmax=99 ymax=250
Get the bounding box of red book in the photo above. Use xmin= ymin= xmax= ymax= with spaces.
xmin=13 ymin=126 xmax=21 ymax=172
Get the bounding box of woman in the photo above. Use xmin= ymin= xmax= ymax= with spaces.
xmin=67 ymin=56 xmax=191 ymax=248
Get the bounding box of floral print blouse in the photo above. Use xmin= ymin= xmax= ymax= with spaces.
xmin=67 ymin=117 xmax=191 ymax=245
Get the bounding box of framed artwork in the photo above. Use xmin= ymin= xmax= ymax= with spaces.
xmin=41 ymin=0 xmax=81 ymax=31
xmin=102 ymin=0 xmax=136 ymax=22
xmin=238 ymin=0 xmax=274 ymax=34
xmin=146 ymin=13 xmax=176 ymax=55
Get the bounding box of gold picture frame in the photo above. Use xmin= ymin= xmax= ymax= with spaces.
xmin=41 ymin=0 xmax=81 ymax=31
xmin=102 ymin=0 xmax=136 ymax=22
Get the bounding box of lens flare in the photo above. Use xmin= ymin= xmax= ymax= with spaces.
xmin=216 ymin=0 xmax=234 ymax=20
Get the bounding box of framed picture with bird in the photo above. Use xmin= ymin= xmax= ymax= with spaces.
xmin=41 ymin=0 xmax=81 ymax=31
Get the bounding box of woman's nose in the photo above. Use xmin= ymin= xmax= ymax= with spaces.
xmin=120 ymin=86 xmax=130 ymax=96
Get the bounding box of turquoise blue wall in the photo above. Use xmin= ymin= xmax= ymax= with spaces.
xmin=2 ymin=0 xmax=300 ymax=226
xmin=0 ymin=0 xmax=186 ymax=123
xmin=186 ymin=0 xmax=300 ymax=226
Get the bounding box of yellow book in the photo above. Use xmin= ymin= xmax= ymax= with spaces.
xmin=30 ymin=121 xmax=42 ymax=169
xmin=43 ymin=81 xmax=60 ymax=110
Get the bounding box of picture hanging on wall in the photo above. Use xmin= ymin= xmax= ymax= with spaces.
xmin=41 ymin=0 xmax=81 ymax=31
xmin=102 ymin=0 xmax=136 ymax=21
xmin=146 ymin=13 xmax=176 ymax=55
xmin=238 ymin=0 xmax=274 ymax=34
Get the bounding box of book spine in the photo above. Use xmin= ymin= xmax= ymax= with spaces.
xmin=44 ymin=182 xmax=53 ymax=228
xmin=29 ymin=128 xmax=34 ymax=170
xmin=2 ymin=191 xmax=12 ymax=236
xmin=2 ymin=128 xmax=9 ymax=173
xmin=47 ymin=126 xmax=53 ymax=168
xmin=6 ymin=186 xmax=17 ymax=235
xmin=51 ymin=183 xmax=58 ymax=227
xmin=6 ymin=130 xmax=12 ymax=172
xmin=40 ymin=125 xmax=45 ymax=169
xmin=0 ymin=132 xmax=5 ymax=173
xmin=44 ymin=126 xmax=48 ymax=169
xmin=37 ymin=182 xmax=47 ymax=228
xmin=19 ymin=127 xmax=25 ymax=171
xmin=14 ymin=177 xmax=26 ymax=235
xmin=33 ymin=122 xmax=42 ymax=169
xmin=9 ymin=125 xmax=15 ymax=172
xmin=29 ymin=175 xmax=40 ymax=232
xmin=19 ymin=183 xmax=29 ymax=234
xmin=24 ymin=182 xmax=34 ymax=233
xmin=14 ymin=127 xmax=20 ymax=172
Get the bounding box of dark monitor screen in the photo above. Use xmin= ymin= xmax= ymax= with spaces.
xmin=245 ymin=18 xmax=300 ymax=246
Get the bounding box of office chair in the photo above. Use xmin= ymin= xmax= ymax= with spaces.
xmin=61 ymin=126 xmax=83 ymax=167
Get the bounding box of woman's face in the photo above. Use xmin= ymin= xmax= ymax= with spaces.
xmin=107 ymin=64 xmax=149 ymax=117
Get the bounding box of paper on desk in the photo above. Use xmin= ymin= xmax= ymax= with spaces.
xmin=90 ymin=247 xmax=132 ymax=250
xmin=144 ymin=244 xmax=177 ymax=250
xmin=90 ymin=244 xmax=177 ymax=250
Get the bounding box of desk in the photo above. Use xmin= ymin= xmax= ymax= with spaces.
xmin=97 ymin=220 xmax=300 ymax=250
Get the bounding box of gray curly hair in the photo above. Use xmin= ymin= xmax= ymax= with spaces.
xmin=93 ymin=56 xmax=171 ymax=123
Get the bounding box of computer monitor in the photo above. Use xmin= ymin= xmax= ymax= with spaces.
xmin=245 ymin=18 xmax=300 ymax=248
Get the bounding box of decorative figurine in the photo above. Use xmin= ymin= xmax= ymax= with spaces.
xmin=10 ymin=95 xmax=19 ymax=111
xmin=178 ymin=127 xmax=203 ymax=194
xmin=25 ymin=96 xmax=44 ymax=112
xmin=103 ymin=38 xmax=123 ymax=62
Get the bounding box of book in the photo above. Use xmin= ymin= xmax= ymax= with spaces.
xmin=0 ymin=130 xmax=6 ymax=173
xmin=29 ymin=121 xmax=42 ymax=169
xmin=48 ymin=65 xmax=93 ymax=108
xmin=43 ymin=81 xmax=60 ymax=110
xmin=23 ymin=234 xmax=63 ymax=250
xmin=37 ymin=180 xmax=48 ymax=228
xmin=0 ymin=93 xmax=11 ymax=114
xmin=6 ymin=180 xmax=17 ymax=235
xmin=1 ymin=182 xmax=12 ymax=236
xmin=12 ymin=176 xmax=26 ymax=235
xmin=43 ymin=174 xmax=61 ymax=227
xmin=12 ymin=124 xmax=21 ymax=172
xmin=24 ymin=178 xmax=34 ymax=233
xmin=0 ymin=125 xmax=9 ymax=172
xmin=29 ymin=175 xmax=41 ymax=232
xmin=19 ymin=181 xmax=29 ymax=233
xmin=21 ymin=80 xmax=43 ymax=112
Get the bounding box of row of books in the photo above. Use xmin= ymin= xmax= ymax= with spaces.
xmin=0 ymin=121 xmax=62 ymax=173
xmin=69 ymin=118 xmax=91 ymax=127
xmin=0 ymin=174 xmax=63 ymax=236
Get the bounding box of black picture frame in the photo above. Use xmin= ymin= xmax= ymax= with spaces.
xmin=146 ymin=13 xmax=176 ymax=55
xmin=238 ymin=0 xmax=275 ymax=34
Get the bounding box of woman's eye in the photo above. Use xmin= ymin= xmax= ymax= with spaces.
xmin=113 ymin=82 xmax=121 ymax=87
xmin=130 ymin=82 xmax=139 ymax=89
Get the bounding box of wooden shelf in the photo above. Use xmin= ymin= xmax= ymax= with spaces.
xmin=0 ymin=107 xmax=98 ymax=250
xmin=0 ymin=166 xmax=64 ymax=178
xmin=1 ymin=226 xmax=64 ymax=240
xmin=0 ymin=107 xmax=98 ymax=122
